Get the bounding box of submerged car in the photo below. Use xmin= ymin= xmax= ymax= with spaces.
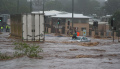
xmin=72 ymin=36 xmax=91 ymax=42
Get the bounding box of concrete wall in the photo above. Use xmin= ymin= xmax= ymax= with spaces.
xmin=98 ymin=24 xmax=110 ymax=32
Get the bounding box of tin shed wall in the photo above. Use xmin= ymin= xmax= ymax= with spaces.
xmin=10 ymin=14 xmax=22 ymax=38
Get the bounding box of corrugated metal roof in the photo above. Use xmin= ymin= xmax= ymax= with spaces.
xmin=32 ymin=10 xmax=90 ymax=18
xmin=51 ymin=13 xmax=90 ymax=18
xmin=32 ymin=10 xmax=65 ymax=16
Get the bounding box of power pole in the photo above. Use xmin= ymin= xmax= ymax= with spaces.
xmin=17 ymin=0 xmax=19 ymax=13
xmin=72 ymin=0 xmax=74 ymax=35
xmin=113 ymin=18 xmax=115 ymax=42
xmin=113 ymin=29 xmax=114 ymax=42
xmin=30 ymin=0 xmax=32 ymax=12
xmin=43 ymin=0 xmax=44 ymax=14
xmin=43 ymin=0 xmax=45 ymax=41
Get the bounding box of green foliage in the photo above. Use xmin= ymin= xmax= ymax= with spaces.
xmin=45 ymin=0 xmax=63 ymax=11
xmin=44 ymin=0 xmax=100 ymax=15
xmin=75 ymin=0 xmax=100 ymax=15
xmin=26 ymin=44 xmax=43 ymax=59
xmin=0 ymin=51 xmax=25 ymax=61
xmin=0 ymin=42 xmax=43 ymax=61
xmin=14 ymin=42 xmax=29 ymax=52
xmin=109 ymin=11 xmax=120 ymax=30
xmin=0 ymin=52 xmax=13 ymax=60
xmin=0 ymin=0 xmax=30 ymax=14
xmin=13 ymin=51 xmax=25 ymax=57
xmin=45 ymin=32 xmax=48 ymax=34
xmin=104 ymin=0 xmax=120 ymax=14
xmin=14 ymin=42 xmax=43 ymax=59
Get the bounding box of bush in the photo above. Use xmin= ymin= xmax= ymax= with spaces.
xmin=14 ymin=42 xmax=43 ymax=59
xmin=0 ymin=52 xmax=13 ymax=60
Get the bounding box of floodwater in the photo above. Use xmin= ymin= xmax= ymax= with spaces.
xmin=0 ymin=33 xmax=120 ymax=69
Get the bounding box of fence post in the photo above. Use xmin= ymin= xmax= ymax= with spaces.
xmin=99 ymin=32 xmax=101 ymax=36
xmin=48 ymin=28 xmax=51 ymax=34
xmin=104 ymin=32 xmax=106 ymax=38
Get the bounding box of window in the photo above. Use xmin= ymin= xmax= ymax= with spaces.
xmin=81 ymin=19 xmax=89 ymax=23
xmin=62 ymin=19 xmax=66 ymax=23
xmin=67 ymin=18 xmax=89 ymax=23
xmin=81 ymin=28 xmax=86 ymax=31
xmin=73 ymin=19 xmax=80 ymax=23
xmin=66 ymin=19 xmax=71 ymax=23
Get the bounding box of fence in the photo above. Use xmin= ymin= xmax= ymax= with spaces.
xmin=10 ymin=14 xmax=22 ymax=38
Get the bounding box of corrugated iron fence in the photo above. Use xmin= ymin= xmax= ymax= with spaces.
xmin=10 ymin=14 xmax=22 ymax=38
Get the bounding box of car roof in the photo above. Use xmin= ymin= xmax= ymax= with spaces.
xmin=77 ymin=36 xmax=86 ymax=38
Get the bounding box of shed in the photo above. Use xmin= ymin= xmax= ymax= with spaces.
xmin=10 ymin=13 xmax=44 ymax=42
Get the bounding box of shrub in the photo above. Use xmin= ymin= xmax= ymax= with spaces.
xmin=14 ymin=42 xmax=43 ymax=59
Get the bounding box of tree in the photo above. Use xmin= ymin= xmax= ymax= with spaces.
xmin=45 ymin=0 xmax=63 ymax=11
xmin=0 ymin=0 xmax=30 ymax=14
xmin=75 ymin=0 xmax=100 ymax=15
xmin=32 ymin=0 xmax=43 ymax=11
xmin=104 ymin=0 xmax=120 ymax=14
xmin=62 ymin=0 xmax=72 ymax=12
xmin=109 ymin=11 xmax=120 ymax=31
xmin=18 ymin=0 xmax=31 ymax=13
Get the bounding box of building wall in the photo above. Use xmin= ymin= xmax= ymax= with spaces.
xmin=98 ymin=24 xmax=110 ymax=32
xmin=65 ymin=18 xmax=89 ymax=36
xmin=65 ymin=22 xmax=89 ymax=36
xmin=98 ymin=24 xmax=106 ymax=32
xmin=45 ymin=17 xmax=90 ymax=35
xmin=89 ymin=22 xmax=110 ymax=37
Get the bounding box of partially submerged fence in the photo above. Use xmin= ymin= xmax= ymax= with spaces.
xmin=10 ymin=14 xmax=22 ymax=38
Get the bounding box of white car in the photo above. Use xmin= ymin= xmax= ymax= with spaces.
xmin=71 ymin=36 xmax=91 ymax=42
